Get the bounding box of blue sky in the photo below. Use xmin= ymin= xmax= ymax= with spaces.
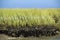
xmin=0 ymin=0 xmax=60 ymax=8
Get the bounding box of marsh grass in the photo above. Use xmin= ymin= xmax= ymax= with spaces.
xmin=0 ymin=8 xmax=60 ymax=29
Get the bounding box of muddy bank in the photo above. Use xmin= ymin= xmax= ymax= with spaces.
xmin=0 ymin=25 xmax=60 ymax=37
xmin=0 ymin=34 xmax=60 ymax=40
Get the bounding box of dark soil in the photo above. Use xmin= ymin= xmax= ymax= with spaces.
xmin=0 ymin=25 xmax=60 ymax=37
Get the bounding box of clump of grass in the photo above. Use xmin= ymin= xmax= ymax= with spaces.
xmin=0 ymin=8 xmax=60 ymax=29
